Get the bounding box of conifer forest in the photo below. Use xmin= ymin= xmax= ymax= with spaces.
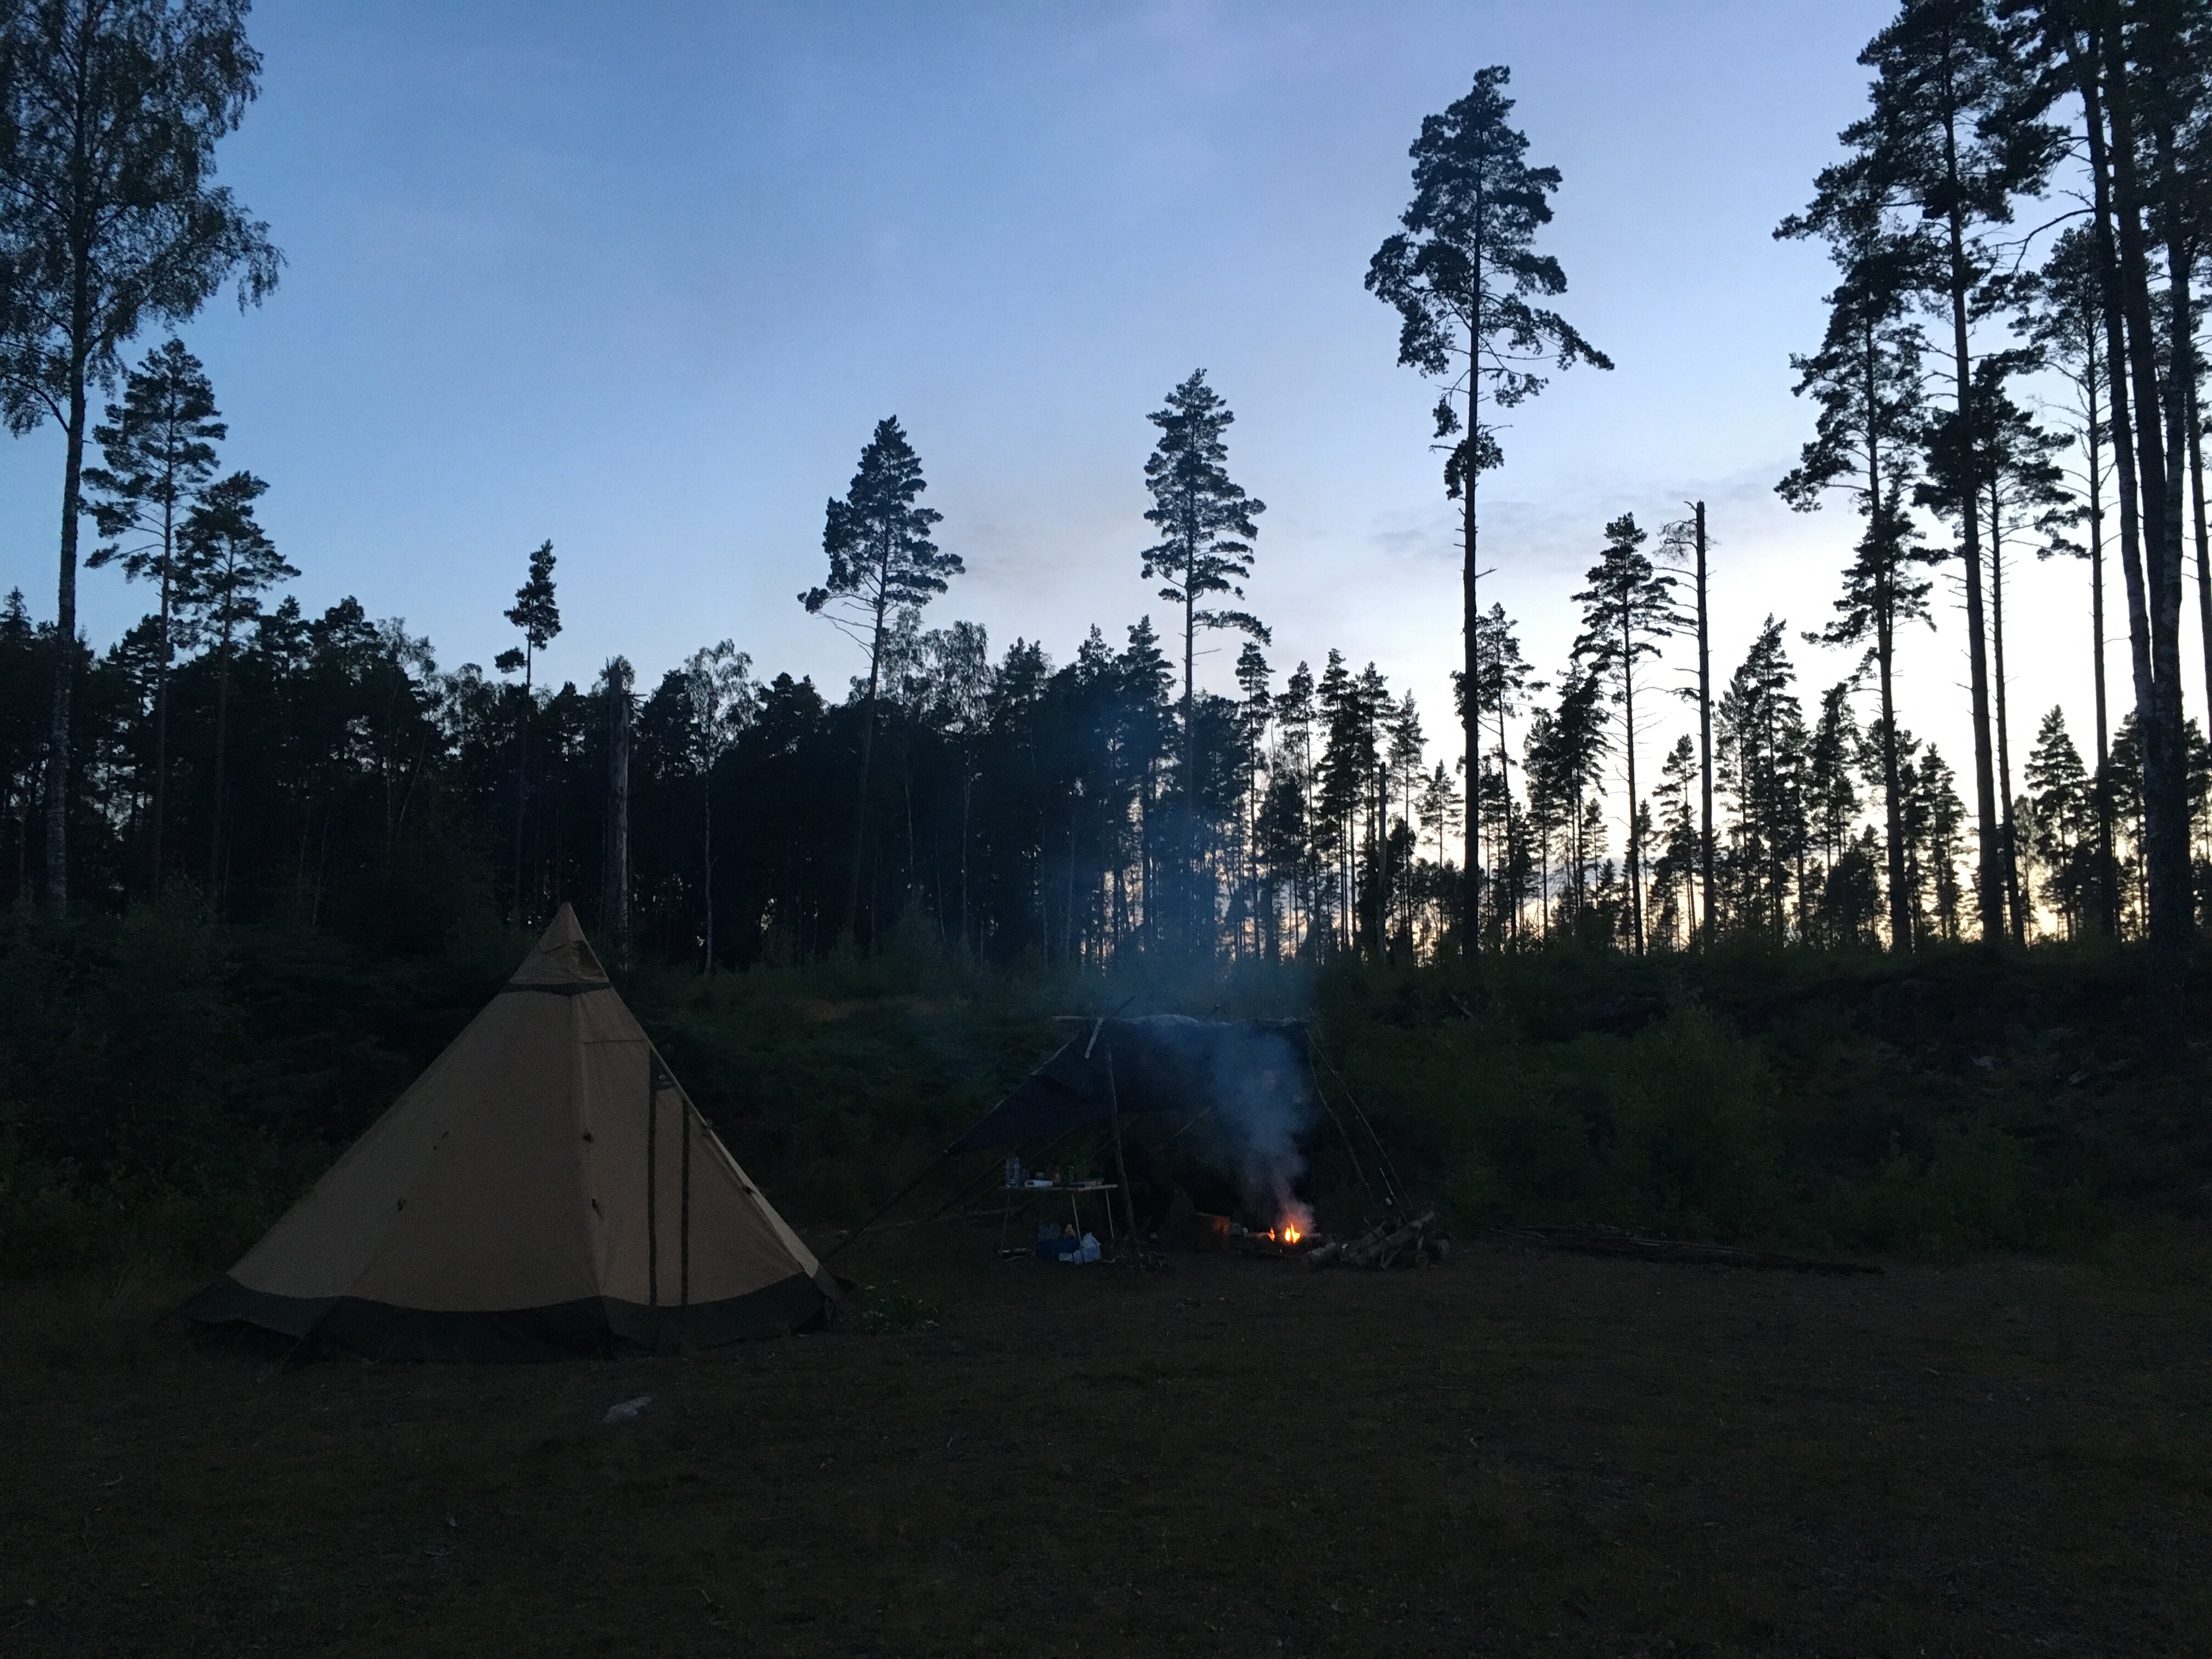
xmin=12 ymin=3 xmax=2212 ymax=987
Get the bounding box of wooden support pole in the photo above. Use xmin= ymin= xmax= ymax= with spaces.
xmin=645 ymin=1055 xmax=659 ymax=1309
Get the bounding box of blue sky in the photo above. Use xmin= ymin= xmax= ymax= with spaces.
xmin=0 ymin=0 xmax=2115 ymax=815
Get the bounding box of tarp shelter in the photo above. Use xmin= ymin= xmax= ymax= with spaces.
xmin=946 ymin=1016 xmax=1318 ymax=1153
xmin=183 ymin=906 xmax=838 ymax=1360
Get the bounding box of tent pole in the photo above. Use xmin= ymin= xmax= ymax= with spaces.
xmin=823 ymin=1065 xmax=1091 ymax=1263
xmin=822 ymin=1157 xmax=949 ymax=1263
xmin=1105 ymin=1047 xmax=1140 ymax=1250
xmin=924 ymin=1125 xmax=1080 ymax=1226
xmin=680 ymin=1093 xmax=693 ymax=1327
xmin=1310 ymin=1037 xmax=1404 ymax=1210
xmin=646 ymin=1058 xmax=659 ymax=1307
xmin=1306 ymin=1068 xmax=1376 ymax=1204
xmin=828 ymin=1018 xmax=1137 ymax=1265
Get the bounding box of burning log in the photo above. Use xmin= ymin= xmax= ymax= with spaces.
xmin=1309 ymin=1210 xmax=1440 ymax=1271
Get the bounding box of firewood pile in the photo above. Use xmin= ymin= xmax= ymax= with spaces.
xmin=1302 ymin=1210 xmax=1446 ymax=1271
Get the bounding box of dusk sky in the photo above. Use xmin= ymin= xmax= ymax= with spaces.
xmin=0 ymin=0 xmax=2118 ymax=821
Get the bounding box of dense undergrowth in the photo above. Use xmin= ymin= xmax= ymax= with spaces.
xmin=3 ymin=894 xmax=2208 ymax=1279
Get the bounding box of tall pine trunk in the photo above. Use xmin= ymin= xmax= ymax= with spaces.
xmin=2070 ymin=38 xmax=2155 ymax=946
xmin=1494 ymin=698 xmax=1514 ymax=943
xmin=844 ymin=550 xmax=890 ymax=943
xmin=151 ymin=492 xmax=176 ymax=897
xmin=1864 ymin=319 xmax=1911 ymax=952
xmin=44 ymin=341 xmax=89 ymax=913
xmin=2151 ymin=118 xmax=2197 ymax=958
xmin=2102 ymin=36 xmax=2192 ymax=986
xmin=701 ymin=765 xmax=714 ymax=974
xmin=512 ymin=648 xmax=532 ymax=923
xmin=1462 ymin=278 xmax=1485 ymax=955
xmin=602 ymin=664 xmax=631 ymax=964
xmin=1183 ymin=575 xmax=1197 ymax=956
xmin=2086 ymin=341 xmax=2118 ymax=936
xmin=1939 ymin=105 xmax=2004 ymax=946
xmin=1620 ymin=608 xmax=1644 ymax=953
xmin=2190 ymin=371 xmax=2211 ymax=809
xmin=207 ymin=616 xmax=234 ymax=904
xmin=1695 ymin=503 xmax=1716 ymax=947
xmin=1989 ymin=488 xmax=2025 ymax=944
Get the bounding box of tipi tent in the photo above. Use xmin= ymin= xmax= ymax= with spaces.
xmin=184 ymin=906 xmax=838 ymax=1359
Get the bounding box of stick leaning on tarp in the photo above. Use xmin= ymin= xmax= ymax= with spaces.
xmin=824 ymin=1000 xmax=1139 ymax=1263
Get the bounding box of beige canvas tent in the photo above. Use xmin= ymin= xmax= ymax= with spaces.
xmin=184 ymin=906 xmax=838 ymax=1359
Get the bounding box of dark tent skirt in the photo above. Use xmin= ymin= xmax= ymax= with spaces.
xmin=182 ymin=1267 xmax=837 ymax=1362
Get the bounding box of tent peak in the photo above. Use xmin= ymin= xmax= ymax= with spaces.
xmin=511 ymin=903 xmax=608 ymax=987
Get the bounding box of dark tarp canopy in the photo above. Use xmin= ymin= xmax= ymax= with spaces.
xmin=946 ymin=1015 xmax=1315 ymax=1153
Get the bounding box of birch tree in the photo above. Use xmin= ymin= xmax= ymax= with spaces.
xmin=0 ymin=0 xmax=280 ymax=909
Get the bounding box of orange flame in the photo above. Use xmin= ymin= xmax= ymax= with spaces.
xmin=1281 ymin=1223 xmax=1302 ymax=1245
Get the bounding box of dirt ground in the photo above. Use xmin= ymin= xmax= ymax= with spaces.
xmin=3 ymin=1239 xmax=2208 ymax=1659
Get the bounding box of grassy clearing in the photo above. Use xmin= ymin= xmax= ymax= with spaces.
xmin=4 ymin=1241 xmax=2209 ymax=1657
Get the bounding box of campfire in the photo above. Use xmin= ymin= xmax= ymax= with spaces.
xmin=1233 ymin=1207 xmax=1446 ymax=1270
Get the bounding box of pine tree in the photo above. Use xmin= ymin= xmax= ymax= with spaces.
xmin=1416 ymin=759 xmax=1464 ymax=944
xmin=1468 ymin=602 xmax=1536 ymax=945
xmin=682 ymin=641 xmax=753 ymax=973
xmin=1796 ymin=0 xmax=2062 ymax=945
xmin=2010 ymin=2 xmax=2203 ymax=990
xmin=1233 ymin=641 xmax=1273 ymax=957
xmin=1527 ymin=664 xmax=1609 ymax=932
xmin=1139 ymin=369 xmax=1266 ymax=953
xmin=1386 ymin=693 xmax=1426 ymax=954
xmin=1922 ymin=357 xmax=2073 ymax=940
xmin=1912 ymin=742 xmax=1967 ymax=941
xmin=1651 ymin=734 xmax=1701 ymax=946
xmin=801 ymin=417 xmax=958 ymax=943
xmin=1368 ymin=65 xmax=1610 ymax=950
xmin=1116 ymin=617 xmax=1173 ymax=948
xmin=1355 ymin=663 xmax=1394 ymax=955
xmin=1271 ymin=661 xmax=1317 ymax=952
xmin=80 ymin=338 xmax=223 ymax=895
xmin=2022 ymin=226 xmax=2121 ymax=934
xmin=1778 ymin=175 xmax=1933 ymax=951
xmin=1807 ymin=681 xmax=1865 ymax=882
xmin=1818 ymin=827 xmax=1887 ymax=948
xmin=495 ymin=540 xmax=560 ymax=922
xmin=1571 ymin=512 xmax=1675 ymax=953
xmin=1658 ymin=511 xmax=1720 ymax=945
xmin=174 ymin=469 xmax=290 ymax=905
xmin=1717 ymin=618 xmax=1808 ymax=938
xmin=600 ymin=656 xmax=634 ymax=962
xmin=2025 ymin=705 xmax=2095 ymax=938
